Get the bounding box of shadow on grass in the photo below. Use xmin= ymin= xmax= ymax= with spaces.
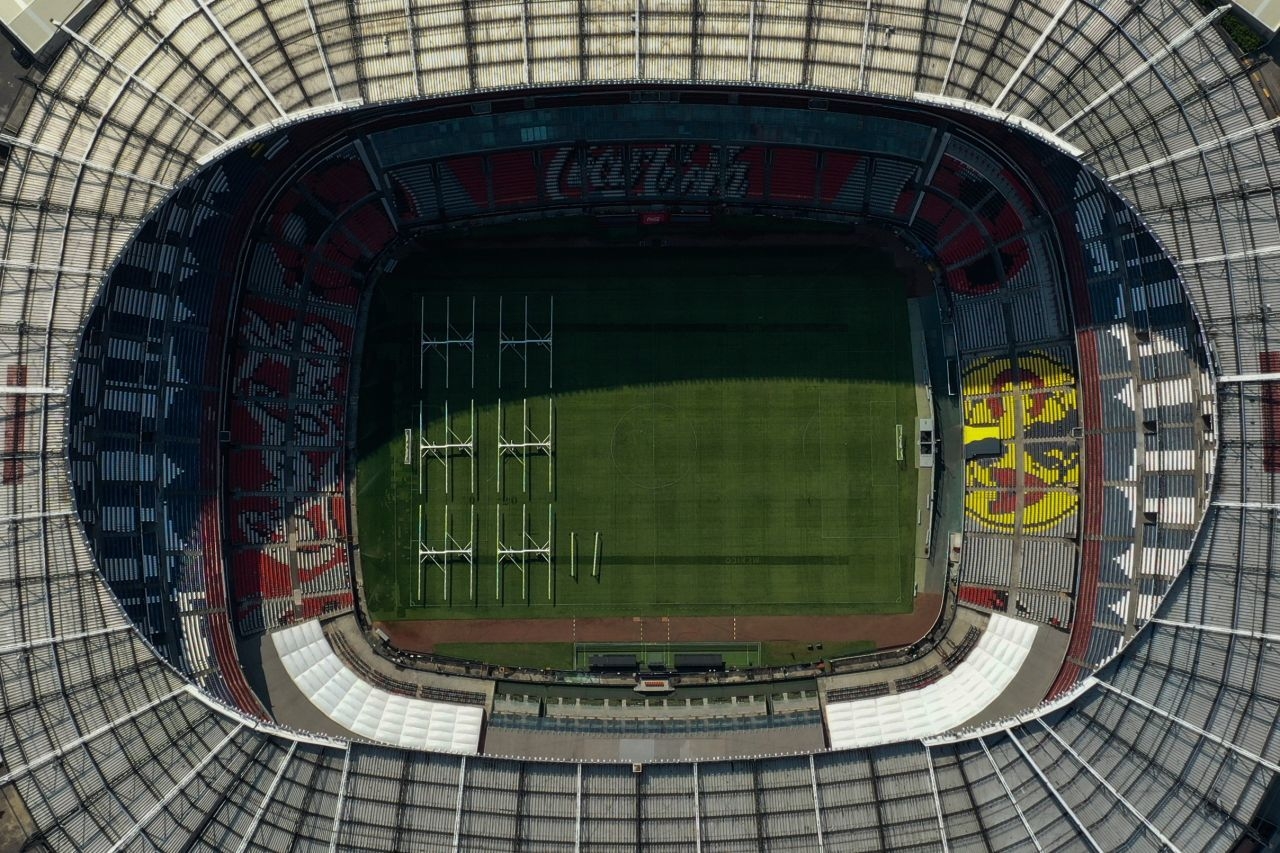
xmin=357 ymin=239 xmax=919 ymax=462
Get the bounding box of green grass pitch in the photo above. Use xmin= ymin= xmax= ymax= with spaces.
xmin=355 ymin=242 xmax=918 ymax=621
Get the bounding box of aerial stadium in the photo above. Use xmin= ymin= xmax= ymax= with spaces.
xmin=0 ymin=0 xmax=1278 ymax=846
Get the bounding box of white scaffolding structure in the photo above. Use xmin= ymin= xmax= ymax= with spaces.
xmin=419 ymin=399 xmax=476 ymax=496
xmin=421 ymin=296 xmax=476 ymax=390
xmin=498 ymin=295 xmax=553 ymax=388
xmin=417 ymin=504 xmax=475 ymax=604
xmin=497 ymin=398 xmax=554 ymax=494
xmin=495 ymin=504 xmax=553 ymax=602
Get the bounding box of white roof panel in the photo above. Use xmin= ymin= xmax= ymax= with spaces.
xmin=272 ymin=621 xmax=483 ymax=754
xmin=825 ymin=614 xmax=1039 ymax=749
xmin=1232 ymin=0 xmax=1279 ymax=35
xmin=0 ymin=0 xmax=91 ymax=55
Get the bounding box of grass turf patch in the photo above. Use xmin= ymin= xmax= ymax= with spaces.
xmin=758 ymin=640 xmax=876 ymax=666
xmin=433 ymin=643 xmax=575 ymax=670
xmin=356 ymin=240 xmax=918 ymax=625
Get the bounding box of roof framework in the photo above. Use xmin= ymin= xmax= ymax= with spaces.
xmin=0 ymin=0 xmax=1278 ymax=848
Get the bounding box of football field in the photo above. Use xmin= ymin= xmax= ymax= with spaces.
xmin=356 ymin=243 xmax=918 ymax=621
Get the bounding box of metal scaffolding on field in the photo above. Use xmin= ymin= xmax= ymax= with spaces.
xmin=497 ymin=397 xmax=553 ymax=494
xmin=419 ymin=399 xmax=476 ymax=496
xmin=498 ymin=294 xmax=553 ymax=388
xmin=495 ymin=503 xmax=554 ymax=601
xmin=417 ymin=504 xmax=476 ymax=603
xmin=421 ymin=295 xmax=476 ymax=390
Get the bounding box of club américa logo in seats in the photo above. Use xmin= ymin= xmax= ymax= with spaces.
xmin=962 ymin=351 xmax=1080 ymax=533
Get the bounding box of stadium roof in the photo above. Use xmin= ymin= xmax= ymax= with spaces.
xmin=0 ymin=0 xmax=1278 ymax=845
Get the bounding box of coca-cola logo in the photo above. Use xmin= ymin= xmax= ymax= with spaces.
xmin=543 ymin=144 xmax=757 ymax=201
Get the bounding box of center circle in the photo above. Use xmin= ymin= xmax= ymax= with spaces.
xmin=610 ymin=403 xmax=698 ymax=489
